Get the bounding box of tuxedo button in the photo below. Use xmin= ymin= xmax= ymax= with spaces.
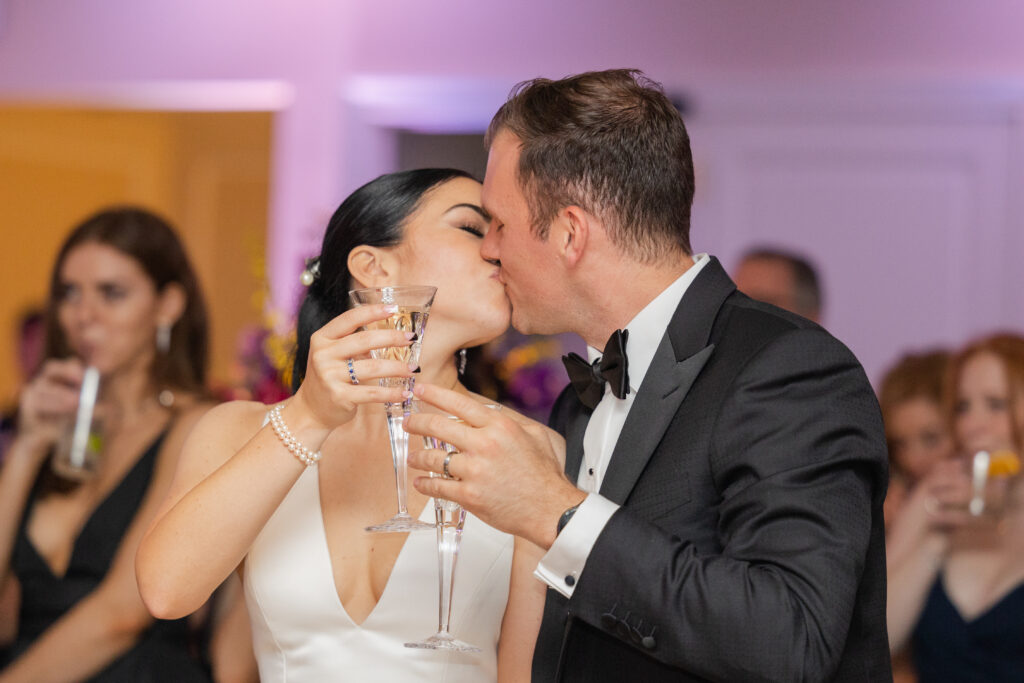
xmin=641 ymin=635 xmax=656 ymax=650
xmin=564 ymin=575 xmax=575 ymax=587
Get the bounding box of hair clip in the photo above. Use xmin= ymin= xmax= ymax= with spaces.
xmin=300 ymin=257 xmax=321 ymax=287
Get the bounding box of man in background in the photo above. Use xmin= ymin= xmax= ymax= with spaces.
xmin=733 ymin=247 xmax=823 ymax=323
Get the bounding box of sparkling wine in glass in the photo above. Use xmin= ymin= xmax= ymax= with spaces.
xmin=349 ymin=285 xmax=437 ymax=533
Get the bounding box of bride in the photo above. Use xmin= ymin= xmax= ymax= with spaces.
xmin=136 ymin=168 xmax=548 ymax=681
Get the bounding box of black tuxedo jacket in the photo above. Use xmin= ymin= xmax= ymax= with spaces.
xmin=533 ymin=258 xmax=891 ymax=682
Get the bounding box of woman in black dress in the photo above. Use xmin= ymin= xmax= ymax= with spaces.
xmin=887 ymin=333 xmax=1024 ymax=682
xmin=0 ymin=207 xmax=224 ymax=682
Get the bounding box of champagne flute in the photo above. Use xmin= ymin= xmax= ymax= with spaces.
xmin=406 ymin=403 xmax=501 ymax=653
xmin=349 ymin=285 xmax=437 ymax=533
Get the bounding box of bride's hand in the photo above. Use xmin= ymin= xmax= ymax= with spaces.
xmin=291 ymin=304 xmax=415 ymax=430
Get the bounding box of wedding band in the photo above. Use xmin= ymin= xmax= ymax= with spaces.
xmin=347 ymin=358 xmax=359 ymax=385
xmin=443 ymin=451 xmax=455 ymax=479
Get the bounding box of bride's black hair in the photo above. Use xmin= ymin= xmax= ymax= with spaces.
xmin=291 ymin=168 xmax=475 ymax=391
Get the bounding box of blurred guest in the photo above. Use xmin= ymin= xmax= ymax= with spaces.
xmin=0 ymin=309 xmax=46 ymax=663
xmin=879 ymin=350 xmax=955 ymax=526
xmin=732 ymin=247 xmax=822 ymax=322
xmin=887 ymin=332 xmax=1024 ymax=683
xmin=0 ymin=308 xmax=46 ymax=462
xmin=879 ymin=350 xmax=955 ymax=682
xmin=0 ymin=207 xmax=222 ymax=681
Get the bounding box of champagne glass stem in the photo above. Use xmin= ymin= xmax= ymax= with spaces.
xmin=366 ymin=377 xmax=433 ymax=532
xmin=435 ymin=502 xmax=466 ymax=638
xmin=384 ymin=399 xmax=412 ymax=517
xmin=384 ymin=377 xmax=418 ymax=517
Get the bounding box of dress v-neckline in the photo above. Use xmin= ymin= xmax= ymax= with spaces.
xmin=24 ymin=431 xmax=166 ymax=580
xmin=312 ymin=465 xmax=433 ymax=628
xmin=939 ymin=571 xmax=1024 ymax=626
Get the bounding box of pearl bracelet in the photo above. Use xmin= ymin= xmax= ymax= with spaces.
xmin=268 ymin=404 xmax=322 ymax=466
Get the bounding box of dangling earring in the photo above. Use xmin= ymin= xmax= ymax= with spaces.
xmin=458 ymin=348 xmax=467 ymax=375
xmin=157 ymin=323 xmax=172 ymax=353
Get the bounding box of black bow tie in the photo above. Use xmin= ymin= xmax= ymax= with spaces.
xmin=562 ymin=329 xmax=630 ymax=410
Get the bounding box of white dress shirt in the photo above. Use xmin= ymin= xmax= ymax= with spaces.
xmin=534 ymin=253 xmax=710 ymax=598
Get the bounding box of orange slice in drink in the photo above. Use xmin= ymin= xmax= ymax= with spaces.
xmin=988 ymin=450 xmax=1021 ymax=477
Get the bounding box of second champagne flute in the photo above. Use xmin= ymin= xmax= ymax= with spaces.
xmin=406 ymin=403 xmax=500 ymax=653
xmin=349 ymin=285 xmax=437 ymax=533
xmin=405 ymin=415 xmax=479 ymax=653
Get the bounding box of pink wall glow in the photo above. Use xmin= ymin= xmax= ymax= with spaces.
xmin=345 ymin=0 xmax=1024 ymax=80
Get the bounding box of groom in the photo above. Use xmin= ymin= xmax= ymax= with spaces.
xmin=408 ymin=69 xmax=890 ymax=682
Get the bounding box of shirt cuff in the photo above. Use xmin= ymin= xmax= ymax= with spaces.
xmin=533 ymin=493 xmax=619 ymax=598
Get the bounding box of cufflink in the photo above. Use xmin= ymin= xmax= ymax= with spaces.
xmin=564 ymin=574 xmax=576 ymax=587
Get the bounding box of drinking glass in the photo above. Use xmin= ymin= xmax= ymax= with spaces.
xmin=349 ymin=285 xmax=437 ymax=533
xmin=51 ymin=365 xmax=103 ymax=481
xmin=967 ymin=449 xmax=1021 ymax=517
xmin=406 ymin=403 xmax=501 ymax=653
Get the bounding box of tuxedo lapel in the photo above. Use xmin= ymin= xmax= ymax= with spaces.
xmin=599 ymin=341 xmax=713 ymax=504
xmin=598 ymin=257 xmax=736 ymax=505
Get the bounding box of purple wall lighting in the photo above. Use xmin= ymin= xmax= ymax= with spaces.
xmin=2 ymin=0 xmax=1024 ymax=387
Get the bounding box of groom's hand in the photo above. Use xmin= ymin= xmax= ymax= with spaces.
xmin=405 ymin=383 xmax=585 ymax=549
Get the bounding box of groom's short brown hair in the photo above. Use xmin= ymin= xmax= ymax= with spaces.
xmin=485 ymin=69 xmax=695 ymax=261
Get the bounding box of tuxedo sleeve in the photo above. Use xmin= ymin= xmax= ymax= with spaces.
xmin=567 ymin=328 xmax=886 ymax=682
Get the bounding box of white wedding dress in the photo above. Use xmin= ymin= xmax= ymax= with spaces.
xmin=243 ymin=462 xmax=513 ymax=682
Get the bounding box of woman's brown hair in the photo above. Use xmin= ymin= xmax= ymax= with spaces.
xmin=42 ymin=206 xmax=209 ymax=393
xmin=879 ymin=350 xmax=950 ymax=423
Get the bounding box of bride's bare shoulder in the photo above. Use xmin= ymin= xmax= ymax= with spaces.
xmin=191 ymin=399 xmax=279 ymax=444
